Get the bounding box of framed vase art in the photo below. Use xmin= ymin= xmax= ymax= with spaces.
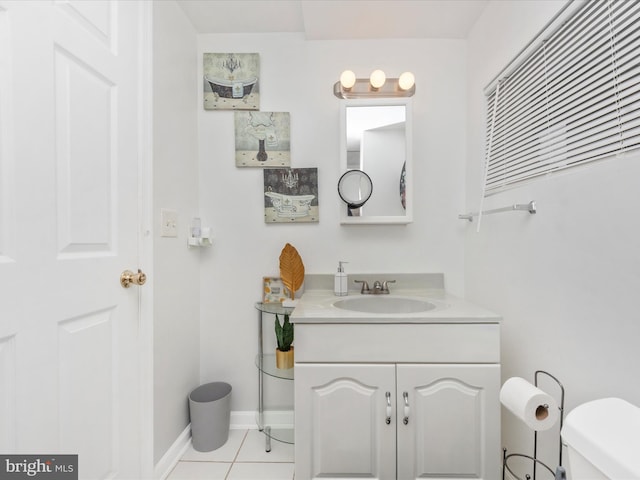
xmin=235 ymin=112 xmax=291 ymax=167
xmin=264 ymin=168 xmax=319 ymax=223
xmin=203 ymin=53 xmax=260 ymax=110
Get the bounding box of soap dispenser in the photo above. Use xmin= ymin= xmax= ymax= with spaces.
xmin=334 ymin=261 xmax=348 ymax=296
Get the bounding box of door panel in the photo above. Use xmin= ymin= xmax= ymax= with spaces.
xmin=397 ymin=364 xmax=500 ymax=480
xmin=58 ymin=310 xmax=116 ymax=478
xmin=295 ymin=364 xmax=396 ymax=480
xmin=55 ymin=45 xmax=115 ymax=255
xmin=57 ymin=0 xmax=115 ymax=51
xmin=0 ymin=1 xmax=145 ymax=477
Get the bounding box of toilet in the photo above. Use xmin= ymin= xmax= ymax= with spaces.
xmin=561 ymin=397 xmax=640 ymax=479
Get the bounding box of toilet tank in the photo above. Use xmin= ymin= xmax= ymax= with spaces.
xmin=562 ymin=398 xmax=640 ymax=479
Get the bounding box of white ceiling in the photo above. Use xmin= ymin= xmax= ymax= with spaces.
xmin=176 ymin=0 xmax=489 ymax=40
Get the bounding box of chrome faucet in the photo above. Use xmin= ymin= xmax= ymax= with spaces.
xmin=381 ymin=280 xmax=396 ymax=293
xmin=354 ymin=279 xmax=396 ymax=294
xmin=354 ymin=280 xmax=370 ymax=294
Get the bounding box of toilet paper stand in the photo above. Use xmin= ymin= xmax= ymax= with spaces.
xmin=502 ymin=370 xmax=566 ymax=480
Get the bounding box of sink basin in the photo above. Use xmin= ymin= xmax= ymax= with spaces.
xmin=333 ymin=296 xmax=437 ymax=314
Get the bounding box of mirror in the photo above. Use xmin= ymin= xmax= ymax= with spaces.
xmin=339 ymin=98 xmax=412 ymax=224
xmin=338 ymin=170 xmax=373 ymax=212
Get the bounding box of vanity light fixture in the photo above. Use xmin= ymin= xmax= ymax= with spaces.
xmin=398 ymin=72 xmax=415 ymax=90
xmin=339 ymin=70 xmax=357 ymax=90
xmin=334 ymin=69 xmax=416 ymax=99
xmin=369 ymin=69 xmax=386 ymax=89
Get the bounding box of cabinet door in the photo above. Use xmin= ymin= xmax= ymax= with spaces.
xmin=396 ymin=364 xmax=500 ymax=480
xmin=295 ymin=364 xmax=396 ymax=480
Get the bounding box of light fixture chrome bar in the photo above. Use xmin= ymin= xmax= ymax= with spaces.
xmin=333 ymin=78 xmax=416 ymax=99
xmin=458 ymin=201 xmax=536 ymax=222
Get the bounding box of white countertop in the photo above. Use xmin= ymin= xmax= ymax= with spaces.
xmin=290 ymin=288 xmax=501 ymax=324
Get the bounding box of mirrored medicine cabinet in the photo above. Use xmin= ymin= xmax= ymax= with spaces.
xmin=339 ymin=98 xmax=413 ymax=225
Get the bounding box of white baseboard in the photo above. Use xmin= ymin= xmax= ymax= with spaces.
xmin=230 ymin=410 xmax=293 ymax=429
xmin=230 ymin=410 xmax=259 ymax=430
xmin=154 ymin=410 xmax=293 ymax=479
xmin=154 ymin=425 xmax=191 ymax=480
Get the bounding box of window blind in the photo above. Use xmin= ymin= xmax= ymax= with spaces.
xmin=483 ymin=0 xmax=640 ymax=195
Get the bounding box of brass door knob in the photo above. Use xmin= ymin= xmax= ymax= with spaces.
xmin=121 ymin=269 xmax=147 ymax=288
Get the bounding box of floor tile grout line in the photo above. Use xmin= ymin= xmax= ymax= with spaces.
xmin=176 ymin=459 xmax=294 ymax=465
xmin=223 ymin=429 xmax=249 ymax=480
xmin=176 ymin=460 xmax=234 ymax=463
xmin=233 ymin=461 xmax=294 ymax=464
xmin=233 ymin=429 xmax=250 ymax=463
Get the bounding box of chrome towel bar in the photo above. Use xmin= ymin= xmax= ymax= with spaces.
xmin=459 ymin=201 xmax=536 ymax=222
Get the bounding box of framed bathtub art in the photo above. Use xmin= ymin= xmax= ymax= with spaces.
xmin=203 ymin=53 xmax=259 ymax=110
xmin=235 ymin=112 xmax=291 ymax=167
xmin=264 ymin=168 xmax=319 ymax=223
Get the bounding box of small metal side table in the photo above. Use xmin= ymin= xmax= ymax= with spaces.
xmin=254 ymin=302 xmax=295 ymax=452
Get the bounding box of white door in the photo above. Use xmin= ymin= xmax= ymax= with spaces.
xmin=0 ymin=1 xmax=149 ymax=478
xmin=295 ymin=364 xmax=396 ymax=480
xmin=396 ymin=364 xmax=501 ymax=480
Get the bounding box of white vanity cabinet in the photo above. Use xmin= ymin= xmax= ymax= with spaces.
xmin=293 ymin=321 xmax=501 ymax=480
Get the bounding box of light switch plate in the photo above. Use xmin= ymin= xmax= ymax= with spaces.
xmin=160 ymin=209 xmax=178 ymax=237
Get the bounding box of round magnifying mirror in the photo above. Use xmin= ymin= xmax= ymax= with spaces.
xmin=338 ymin=170 xmax=373 ymax=209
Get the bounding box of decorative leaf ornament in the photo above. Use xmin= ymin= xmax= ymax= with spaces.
xmin=279 ymin=243 xmax=305 ymax=300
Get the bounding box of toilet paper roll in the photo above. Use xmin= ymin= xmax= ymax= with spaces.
xmin=500 ymin=377 xmax=559 ymax=431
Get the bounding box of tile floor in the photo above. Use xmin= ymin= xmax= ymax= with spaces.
xmin=167 ymin=429 xmax=295 ymax=480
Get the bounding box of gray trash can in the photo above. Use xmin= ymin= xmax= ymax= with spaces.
xmin=188 ymin=382 xmax=232 ymax=452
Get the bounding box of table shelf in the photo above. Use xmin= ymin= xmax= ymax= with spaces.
xmin=255 ymin=410 xmax=294 ymax=445
xmin=255 ymin=354 xmax=294 ymax=380
xmin=254 ymin=302 xmax=296 ymax=452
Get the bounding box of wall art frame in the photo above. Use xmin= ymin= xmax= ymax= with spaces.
xmin=264 ymin=168 xmax=319 ymax=223
xmin=203 ymin=53 xmax=260 ymax=110
xmin=235 ymin=111 xmax=291 ymax=167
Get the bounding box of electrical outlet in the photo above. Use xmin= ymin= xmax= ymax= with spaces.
xmin=160 ymin=209 xmax=178 ymax=237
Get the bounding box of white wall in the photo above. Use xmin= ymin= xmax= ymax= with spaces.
xmin=152 ymin=2 xmax=200 ymax=464
xmin=466 ymin=0 xmax=640 ymax=469
xmin=197 ymin=34 xmax=468 ymax=412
